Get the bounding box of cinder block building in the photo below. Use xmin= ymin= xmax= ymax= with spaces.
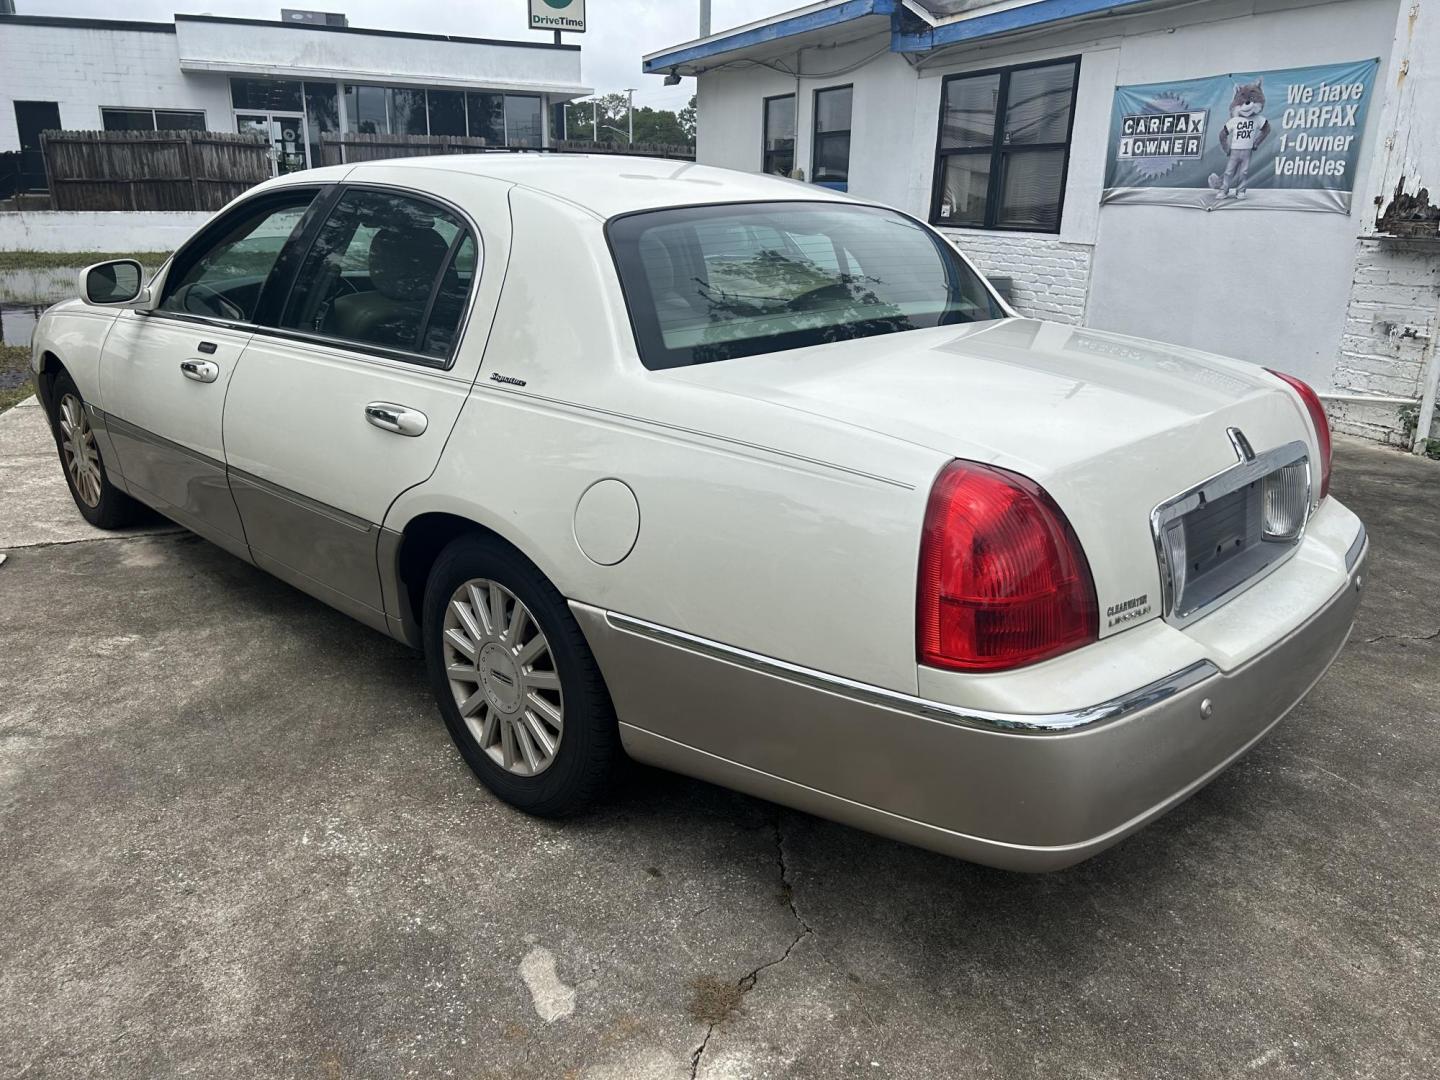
xmin=1 ymin=10 xmax=590 ymax=183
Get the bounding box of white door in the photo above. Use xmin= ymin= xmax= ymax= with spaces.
xmin=222 ymin=185 xmax=481 ymax=622
xmin=99 ymin=189 xmax=319 ymax=556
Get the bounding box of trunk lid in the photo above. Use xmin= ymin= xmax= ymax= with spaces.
xmin=664 ymin=318 xmax=1318 ymax=637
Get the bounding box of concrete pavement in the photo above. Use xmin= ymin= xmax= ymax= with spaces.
xmin=1 ymin=398 xmax=1437 ymax=1079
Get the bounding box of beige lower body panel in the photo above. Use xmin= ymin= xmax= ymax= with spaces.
xmin=99 ymin=410 xmax=252 ymax=563
xmin=573 ymin=546 xmax=1365 ymax=872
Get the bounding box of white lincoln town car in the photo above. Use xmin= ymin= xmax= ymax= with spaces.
xmin=31 ymin=156 xmax=1366 ymax=871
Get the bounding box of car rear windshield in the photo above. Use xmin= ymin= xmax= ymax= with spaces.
xmin=607 ymin=201 xmax=1002 ymax=370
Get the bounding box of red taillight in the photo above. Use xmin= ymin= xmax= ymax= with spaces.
xmin=917 ymin=460 xmax=1098 ymax=673
xmin=1267 ymin=369 xmax=1332 ymax=500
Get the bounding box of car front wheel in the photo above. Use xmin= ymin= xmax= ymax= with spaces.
xmin=422 ymin=534 xmax=621 ymax=816
xmin=47 ymin=371 xmax=142 ymax=529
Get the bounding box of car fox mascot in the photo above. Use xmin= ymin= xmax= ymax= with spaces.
xmin=1209 ymin=78 xmax=1272 ymax=202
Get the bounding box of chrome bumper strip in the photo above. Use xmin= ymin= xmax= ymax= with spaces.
xmin=1345 ymin=523 xmax=1368 ymax=572
xmin=604 ymin=612 xmax=1219 ymax=736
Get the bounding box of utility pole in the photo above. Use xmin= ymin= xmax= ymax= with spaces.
xmin=624 ymin=88 xmax=636 ymax=143
xmin=592 ymin=98 xmax=598 ymax=142
xmin=700 ymin=0 xmax=711 ymax=37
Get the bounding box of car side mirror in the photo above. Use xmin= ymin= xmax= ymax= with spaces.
xmin=80 ymin=259 xmax=152 ymax=308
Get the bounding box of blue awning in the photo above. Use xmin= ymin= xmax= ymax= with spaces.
xmin=643 ymin=0 xmax=1170 ymax=76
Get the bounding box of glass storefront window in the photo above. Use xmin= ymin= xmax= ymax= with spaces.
xmin=392 ymin=88 xmax=428 ymax=136
xmin=326 ymin=85 xmax=550 ymax=147
xmin=504 ymin=95 xmax=542 ymax=147
xmin=467 ymin=92 xmax=504 ymax=145
xmin=344 ymin=84 xmax=389 ymax=134
xmin=230 ymin=78 xmax=303 ymax=113
xmin=428 ymin=90 xmax=466 ymax=137
xmin=303 ymin=82 xmax=338 ymax=166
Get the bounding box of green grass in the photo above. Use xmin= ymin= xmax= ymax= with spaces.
xmin=1 ymin=342 xmax=34 ymax=414
xmin=0 ymin=250 xmax=169 ymax=271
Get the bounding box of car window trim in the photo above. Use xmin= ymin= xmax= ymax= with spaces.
xmin=263 ymin=180 xmax=484 ymax=372
xmin=253 ymin=183 xmax=345 ymax=328
xmin=412 ymin=225 xmax=470 ymax=355
xmin=244 ymin=323 xmax=462 ymax=371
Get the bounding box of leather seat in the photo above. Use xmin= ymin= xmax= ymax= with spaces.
xmin=331 ymin=226 xmax=449 ymax=350
xmin=640 ymin=234 xmax=697 ymax=321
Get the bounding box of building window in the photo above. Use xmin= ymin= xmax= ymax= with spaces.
xmin=428 ymin=90 xmax=467 ymax=137
xmin=503 ymin=95 xmax=543 ymax=148
xmin=466 ymin=92 xmax=504 ymax=144
xmin=762 ymin=94 xmax=795 ymax=177
xmin=811 ymin=85 xmax=851 ymax=189
xmin=931 ymin=57 xmax=1079 ymax=233
xmin=338 ymin=87 xmax=545 ymax=146
xmin=303 ymin=82 xmax=338 ymax=166
xmin=344 ymin=84 xmax=390 ymax=134
xmin=391 ymin=88 xmax=428 ymax=136
xmin=101 ymin=108 xmax=206 ymax=132
xmin=230 ymin=78 xmax=303 ymax=113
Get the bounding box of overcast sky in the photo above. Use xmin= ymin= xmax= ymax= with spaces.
xmin=29 ymin=0 xmax=796 ymax=110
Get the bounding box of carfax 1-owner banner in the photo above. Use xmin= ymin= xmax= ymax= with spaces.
xmin=1102 ymin=59 xmax=1379 ymax=213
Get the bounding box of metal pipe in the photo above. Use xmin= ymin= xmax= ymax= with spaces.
xmin=1317 ymin=392 xmax=1421 ymax=405
xmin=1413 ymin=327 xmax=1440 ymax=453
xmin=624 ymin=88 xmax=636 ymax=143
xmin=700 ymin=0 xmax=711 ymax=38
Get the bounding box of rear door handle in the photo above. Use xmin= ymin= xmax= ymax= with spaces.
xmin=364 ymin=402 xmax=428 ymax=437
xmin=180 ymin=359 xmax=219 ymax=383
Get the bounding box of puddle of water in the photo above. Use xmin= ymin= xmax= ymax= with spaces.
xmin=0 ymin=266 xmax=83 ymax=306
xmin=1 ymin=302 xmax=46 ymax=348
xmin=0 ymin=264 xmax=160 ymax=350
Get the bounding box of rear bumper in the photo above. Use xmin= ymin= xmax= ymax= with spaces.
xmin=573 ymin=531 xmax=1366 ymax=872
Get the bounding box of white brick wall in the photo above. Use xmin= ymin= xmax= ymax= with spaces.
xmin=940 ymin=230 xmax=1094 ymax=324
xmin=1332 ymin=239 xmax=1440 ymax=445
xmin=0 ymin=23 xmax=233 ymax=149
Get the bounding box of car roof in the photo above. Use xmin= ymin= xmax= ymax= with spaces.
xmin=279 ymin=154 xmax=859 ymax=219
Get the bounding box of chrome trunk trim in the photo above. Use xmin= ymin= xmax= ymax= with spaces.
xmin=1150 ymin=440 xmax=1312 ymax=628
xmin=602 ymin=611 xmax=1218 ymax=736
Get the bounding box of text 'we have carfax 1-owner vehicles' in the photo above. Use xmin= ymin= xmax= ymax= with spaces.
xmin=31 ymin=156 xmax=1366 ymax=871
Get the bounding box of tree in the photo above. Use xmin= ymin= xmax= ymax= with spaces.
xmin=631 ymin=106 xmax=688 ymax=146
xmin=678 ymin=95 xmax=697 ymax=143
xmin=560 ymin=99 xmax=596 ymax=139
xmin=560 ymin=93 xmax=695 ymax=148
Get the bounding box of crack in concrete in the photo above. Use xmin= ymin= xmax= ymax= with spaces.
xmin=1363 ymin=627 xmax=1440 ymax=644
xmin=1 ymin=529 xmax=182 ymax=553
xmin=690 ymin=814 xmax=812 ymax=1079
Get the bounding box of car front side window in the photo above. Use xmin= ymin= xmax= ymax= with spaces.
xmin=158 ymin=195 xmax=316 ymax=324
xmin=278 ymin=188 xmax=475 ymax=361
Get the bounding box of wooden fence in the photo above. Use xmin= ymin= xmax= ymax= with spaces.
xmin=321 ymin=132 xmax=695 ymax=165
xmin=557 ymin=139 xmax=695 ymax=160
xmin=40 ymin=130 xmax=271 ymax=212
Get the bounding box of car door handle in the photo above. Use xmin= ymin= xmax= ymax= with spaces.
xmin=180 ymin=359 xmax=219 ymax=383
xmin=364 ymin=402 xmax=428 ymax=437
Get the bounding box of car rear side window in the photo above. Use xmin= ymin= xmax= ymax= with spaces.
xmin=607 ymin=202 xmax=1002 ymax=369
xmin=279 ymin=188 xmax=476 ymax=361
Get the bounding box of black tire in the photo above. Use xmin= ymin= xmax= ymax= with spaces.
xmin=423 ymin=533 xmax=621 ymax=817
xmin=47 ymin=371 xmax=143 ymax=530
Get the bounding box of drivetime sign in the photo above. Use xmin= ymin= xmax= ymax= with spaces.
xmin=530 ymin=0 xmax=586 ymax=33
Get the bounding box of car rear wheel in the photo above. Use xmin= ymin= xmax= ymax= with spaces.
xmin=423 ymin=534 xmax=621 ymax=816
xmin=47 ymin=372 xmax=142 ymax=529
